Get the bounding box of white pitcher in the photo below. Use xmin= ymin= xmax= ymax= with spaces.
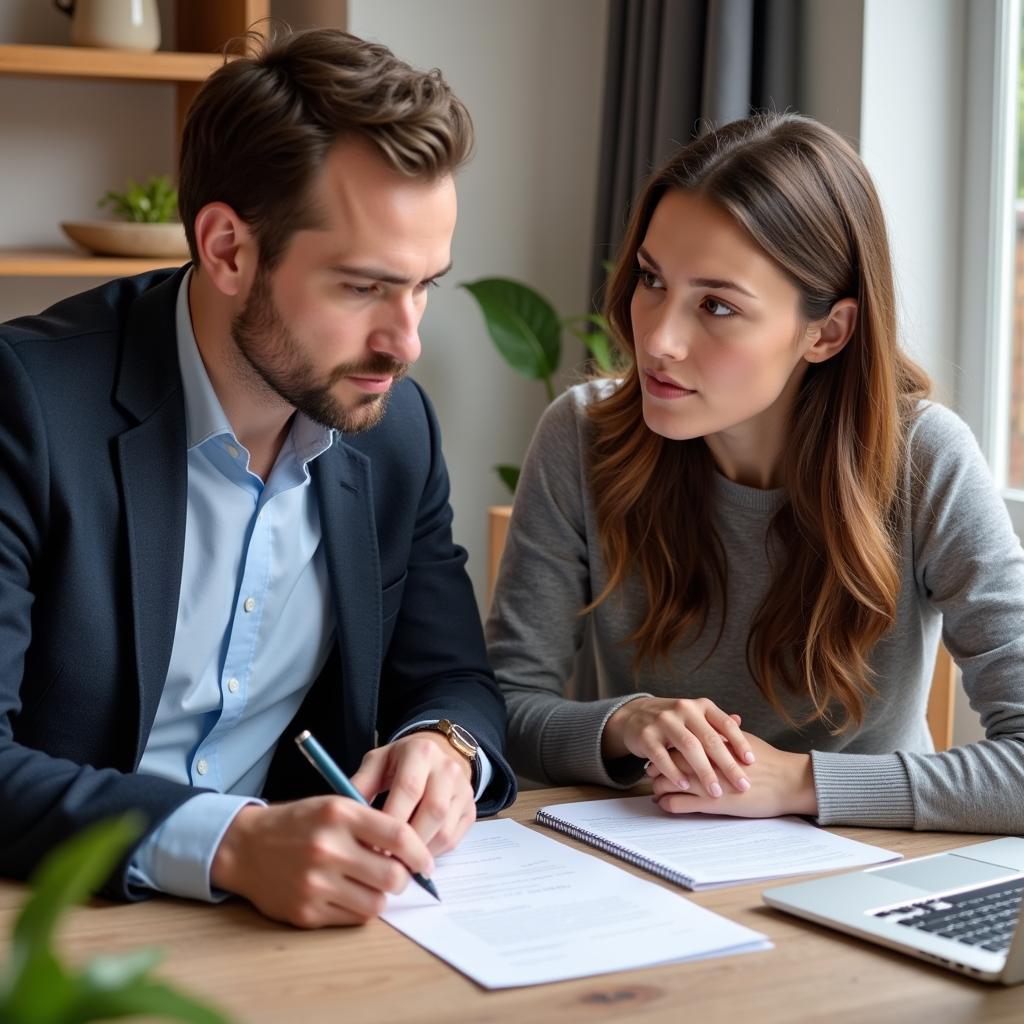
xmin=53 ymin=0 xmax=161 ymax=52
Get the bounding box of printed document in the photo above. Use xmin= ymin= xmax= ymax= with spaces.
xmin=382 ymin=818 xmax=770 ymax=988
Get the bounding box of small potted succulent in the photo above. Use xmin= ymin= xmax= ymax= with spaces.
xmin=61 ymin=174 xmax=189 ymax=259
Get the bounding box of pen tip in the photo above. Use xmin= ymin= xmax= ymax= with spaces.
xmin=295 ymin=730 xmax=311 ymax=744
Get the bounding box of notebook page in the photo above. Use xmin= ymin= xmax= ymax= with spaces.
xmin=538 ymin=796 xmax=901 ymax=889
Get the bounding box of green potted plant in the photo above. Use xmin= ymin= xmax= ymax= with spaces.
xmin=61 ymin=174 xmax=189 ymax=259
xmin=460 ymin=277 xmax=620 ymax=595
xmin=461 ymin=277 xmax=617 ymax=493
xmin=0 ymin=814 xmax=230 ymax=1023
xmin=98 ymin=175 xmax=180 ymax=224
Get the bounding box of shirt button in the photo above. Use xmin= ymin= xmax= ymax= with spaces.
xmin=226 ymin=444 xmax=240 ymax=458
xmin=243 ymin=597 xmax=256 ymax=613
xmin=227 ymin=677 xmax=240 ymax=693
xmin=196 ymin=759 xmax=209 ymax=776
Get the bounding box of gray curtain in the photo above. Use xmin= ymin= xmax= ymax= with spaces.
xmin=590 ymin=0 xmax=801 ymax=305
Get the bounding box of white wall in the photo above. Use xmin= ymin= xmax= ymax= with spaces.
xmin=860 ymin=0 xmax=966 ymax=407
xmin=802 ymin=0 xmax=965 ymax=405
xmin=863 ymin=1 xmax=981 ymax=747
xmin=347 ymin=0 xmax=609 ymax=602
xmin=804 ymin=0 xmax=982 ymax=746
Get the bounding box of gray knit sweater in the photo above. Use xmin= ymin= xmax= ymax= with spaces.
xmin=486 ymin=381 xmax=1024 ymax=832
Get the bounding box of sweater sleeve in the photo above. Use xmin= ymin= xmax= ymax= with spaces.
xmin=812 ymin=403 xmax=1024 ymax=832
xmin=486 ymin=387 xmax=650 ymax=787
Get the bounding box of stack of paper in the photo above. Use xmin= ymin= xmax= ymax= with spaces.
xmin=382 ymin=818 xmax=770 ymax=989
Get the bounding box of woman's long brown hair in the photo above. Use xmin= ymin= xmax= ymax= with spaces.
xmin=589 ymin=113 xmax=930 ymax=731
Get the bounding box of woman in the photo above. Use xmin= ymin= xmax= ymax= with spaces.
xmin=487 ymin=112 xmax=1024 ymax=832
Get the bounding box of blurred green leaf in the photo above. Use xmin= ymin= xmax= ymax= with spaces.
xmin=0 ymin=815 xmax=231 ymax=1024
xmin=12 ymin=815 xmax=142 ymax=961
xmin=461 ymin=279 xmax=560 ymax=399
xmin=67 ymin=977 xmax=231 ymax=1023
xmin=81 ymin=949 xmax=162 ymax=992
xmin=563 ymin=313 xmax=619 ymax=373
xmin=580 ymin=332 xmax=616 ymax=372
xmin=2 ymin=815 xmax=142 ymax=1023
xmin=496 ymin=464 xmax=521 ymax=494
xmin=0 ymin=945 xmax=75 ymax=1023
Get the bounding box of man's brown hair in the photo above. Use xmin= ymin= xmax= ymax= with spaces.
xmin=178 ymin=27 xmax=473 ymax=269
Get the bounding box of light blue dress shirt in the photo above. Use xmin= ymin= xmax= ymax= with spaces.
xmin=128 ymin=272 xmax=489 ymax=902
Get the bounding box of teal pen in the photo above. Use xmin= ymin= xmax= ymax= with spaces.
xmin=293 ymin=730 xmax=441 ymax=901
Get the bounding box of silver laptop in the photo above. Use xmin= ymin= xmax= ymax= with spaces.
xmin=763 ymin=837 xmax=1024 ymax=984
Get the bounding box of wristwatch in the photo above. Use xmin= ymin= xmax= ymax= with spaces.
xmin=420 ymin=719 xmax=480 ymax=788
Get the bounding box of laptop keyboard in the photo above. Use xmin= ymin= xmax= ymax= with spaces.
xmin=871 ymin=877 xmax=1024 ymax=954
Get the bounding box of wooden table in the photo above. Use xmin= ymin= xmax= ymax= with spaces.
xmin=2 ymin=786 xmax=1023 ymax=1023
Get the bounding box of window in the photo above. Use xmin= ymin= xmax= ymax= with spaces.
xmin=1010 ymin=2 xmax=1024 ymax=490
xmin=959 ymin=0 xmax=1024 ymax=536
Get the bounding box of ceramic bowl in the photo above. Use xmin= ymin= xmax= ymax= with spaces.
xmin=60 ymin=220 xmax=189 ymax=258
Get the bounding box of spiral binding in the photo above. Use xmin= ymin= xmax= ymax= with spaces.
xmin=535 ymin=809 xmax=697 ymax=889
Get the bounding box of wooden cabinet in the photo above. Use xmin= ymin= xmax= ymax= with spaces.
xmin=0 ymin=0 xmax=268 ymax=278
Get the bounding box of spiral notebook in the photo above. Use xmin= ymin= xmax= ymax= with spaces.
xmin=536 ymin=796 xmax=901 ymax=890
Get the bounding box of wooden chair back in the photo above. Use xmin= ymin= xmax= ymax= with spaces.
xmin=927 ymin=642 xmax=957 ymax=751
xmin=487 ymin=505 xmax=513 ymax=604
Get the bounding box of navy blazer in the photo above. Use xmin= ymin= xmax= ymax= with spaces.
xmin=0 ymin=267 xmax=515 ymax=898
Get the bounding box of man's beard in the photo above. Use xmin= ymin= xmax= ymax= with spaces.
xmin=230 ymin=269 xmax=408 ymax=434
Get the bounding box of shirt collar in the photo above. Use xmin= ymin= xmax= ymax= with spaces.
xmin=174 ymin=269 xmax=335 ymax=463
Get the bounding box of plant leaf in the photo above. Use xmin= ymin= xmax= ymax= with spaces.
xmin=461 ymin=278 xmax=561 ymax=382
xmin=0 ymin=945 xmax=76 ymax=1023
xmin=0 ymin=816 xmax=229 ymax=1024
xmin=0 ymin=819 xmax=141 ymax=1021
xmin=65 ymin=978 xmax=231 ymax=1024
xmin=96 ymin=175 xmax=179 ymax=224
xmin=81 ymin=949 xmax=162 ymax=991
xmin=12 ymin=814 xmax=143 ymax=962
xmin=495 ymin=464 xmax=520 ymax=494
xmin=580 ymin=331 xmax=616 ymax=372
xmin=563 ymin=313 xmax=620 ymax=373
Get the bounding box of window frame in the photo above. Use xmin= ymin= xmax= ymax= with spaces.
xmin=958 ymin=0 xmax=1024 ymax=535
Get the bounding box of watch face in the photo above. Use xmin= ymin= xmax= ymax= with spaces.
xmin=445 ymin=721 xmax=478 ymax=757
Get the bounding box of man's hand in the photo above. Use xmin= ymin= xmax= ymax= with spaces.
xmin=647 ymin=732 xmax=818 ymax=818
xmin=602 ymin=696 xmax=754 ymax=796
xmin=210 ymin=732 xmax=476 ymax=929
xmin=210 ymin=796 xmax=436 ymax=928
xmin=351 ymin=731 xmax=477 ymax=855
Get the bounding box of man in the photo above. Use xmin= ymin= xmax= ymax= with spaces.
xmin=0 ymin=27 xmax=515 ymax=928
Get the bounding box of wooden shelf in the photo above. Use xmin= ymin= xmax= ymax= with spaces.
xmin=0 ymin=249 xmax=184 ymax=278
xmin=0 ymin=4 xmax=269 ymax=281
xmin=0 ymin=43 xmax=223 ymax=83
